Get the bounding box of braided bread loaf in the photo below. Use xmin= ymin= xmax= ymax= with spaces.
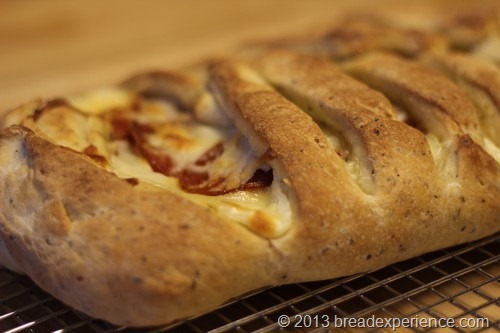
xmin=0 ymin=7 xmax=498 ymax=327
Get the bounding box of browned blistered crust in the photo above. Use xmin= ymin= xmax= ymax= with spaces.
xmin=122 ymin=70 xmax=203 ymax=111
xmin=248 ymin=17 xmax=447 ymax=60
xmin=344 ymin=53 xmax=483 ymax=142
xmin=440 ymin=9 xmax=499 ymax=50
xmin=208 ymin=57 xmax=499 ymax=282
xmin=0 ymin=7 xmax=499 ymax=328
xmin=0 ymin=126 xmax=276 ymax=326
xmin=249 ymin=50 xmax=434 ymax=196
xmin=426 ymin=51 xmax=500 ymax=144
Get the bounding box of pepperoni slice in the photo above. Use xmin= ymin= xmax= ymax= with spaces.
xmin=109 ymin=117 xmax=273 ymax=195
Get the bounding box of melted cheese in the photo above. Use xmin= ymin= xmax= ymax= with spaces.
xmin=321 ymin=125 xmax=342 ymax=152
xmin=473 ymin=36 xmax=500 ymax=65
xmin=68 ymin=87 xmax=134 ymax=115
xmin=320 ymin=123 xmax=374 ymax=193
xmin=147 ymin=122 xmax=226 ymax=170
xmin=194 ymin=92 xmax=232 ymax=127
xmin=484 ymin=137 xmax=500 ymax=163
xmin=393 ymin=104 xmax=409 ymax=123
xmin=0 ymin=136 xmax=26 ymax=177
xmin=65 ymin=88 xmax=293 ymax=238
xmin=425 ymin=133 xmax=457 ymax=177
xmin=425 ymin=134 xmax=443 ymax=164
xmin=108 ymin=139 xmax=292 ymax=238
xmin=425 ymin=134 xmax=463 ymax=182
xmin=427 ymin=133 xmax=500 ymax=167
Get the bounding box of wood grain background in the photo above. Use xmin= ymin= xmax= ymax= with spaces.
xmin=1 ymin=0 xmax=494 ymax=110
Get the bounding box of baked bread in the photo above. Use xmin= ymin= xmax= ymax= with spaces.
xmin=0 ymin=7 xmax=499 ymax=327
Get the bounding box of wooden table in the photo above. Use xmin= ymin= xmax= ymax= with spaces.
xmin=1 ymin=0 xmax=493 ymax=110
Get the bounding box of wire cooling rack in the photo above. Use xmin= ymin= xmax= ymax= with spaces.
xmin=0 ymin=233 xmax=498 ymax=333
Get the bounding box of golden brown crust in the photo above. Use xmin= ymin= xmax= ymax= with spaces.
xmin=250 ymin=50 xmax=434 ymax=196
xmin=440 ymin=9 xmax=499 ymax=50
xmin=0 ymin=126 xmax=275 ymax=326
xmin=250 ymin=17 xmax=447 ymax=60
xmin=0 ymin=6 xmax=499 ymax=328
xmin=344 ymin=53 xmax=482 ymax=142
xmin=208 ymin=55 xmax=498 ymax=282
xmin=426 ymin=51 xmax=500 ymax=144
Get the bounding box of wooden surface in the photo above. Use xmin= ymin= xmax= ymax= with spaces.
xmin=1 ymin=0 xmax=354 ymax=110
xmin=0 ymin=0 xmax=498 ymax=329
xmin=0 ymin=0 xmax=492 ymax=110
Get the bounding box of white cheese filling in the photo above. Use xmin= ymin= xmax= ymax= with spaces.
xmin=66 ymin=88 xmax=293 ymax=238
xmin=483 ymin=137 xmax=500 ymax=164
xmin=107 ymin=140 xmax=292 ymax=238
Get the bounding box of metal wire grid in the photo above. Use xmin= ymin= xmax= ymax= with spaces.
xmin=0 ymin=234 xmax=497 ymax=333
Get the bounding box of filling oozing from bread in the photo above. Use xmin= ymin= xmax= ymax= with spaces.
xmin=459 ymin=83 xmax=500 ymax=146
xmin=473 ymin=35 xmax=500 ymax=64
xmin=300 ymin=109 xmax=374 ymax=194
xmin=7 ymin=88 xmax=293 ymax=238
xmin=258 ymin=72 xmax=377 ymax=195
